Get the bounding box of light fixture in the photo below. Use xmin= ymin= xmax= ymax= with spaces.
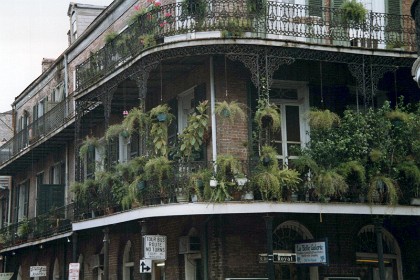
xmin=356 ymin=258 xmax=390 ymax=264
xmin=12 ymin=252 xmax=15 ymax=256
xmin=39 ymin=244 xmax=43 ymax=249
xmin=67 ymin=237 xmax=71 ymax=243
xmin=0 ymin=255 xmax=3 ymax=260
xmin=156 ymin=262 xmax=165 ymax=267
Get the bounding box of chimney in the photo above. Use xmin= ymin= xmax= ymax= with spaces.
xmin=42 ymin=58 xmax=55 ymax=73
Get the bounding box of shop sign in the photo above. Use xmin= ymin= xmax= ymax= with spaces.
xmin=295 ymin=239 xmax=329 ymax=266
xmin=0 ymin=273 xmax=13 ymax=280
xmin=30 ymin=266 xmax=47 ymax=277
xmin=143 ymin=235 xmax=167 ymax=260
xmin=68 ymin=263 xmax=80 ymax=280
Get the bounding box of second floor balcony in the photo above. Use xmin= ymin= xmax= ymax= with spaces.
xmin=76 ymin=0 xmax=416 ymax=91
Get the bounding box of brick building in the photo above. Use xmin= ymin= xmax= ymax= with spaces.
xmin=0 ymin=1 xmax=419 ymax=280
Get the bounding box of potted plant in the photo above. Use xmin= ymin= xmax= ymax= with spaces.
xmin=189 ymin=168 xmax=212 ymax=201
xmin=149 ymin=104 xmax=174 ymax=157
xmin=104 ymin=31 xmax=118 ymax=44
xmin=105 ymin=123 xmax=129 ymax=141
xmin=313 ymin=169 xmax=348 ymax=202
xmin=215 ymin=100 xmax=246 ymax=124
xmin=17 ymin=218 xmax=31 ymax=240
xmin=122 ymin=106 xmax=149 ymax=134
xmin=247 ymin=0 xmax=267 ymax=18
xmin=278 ymin=168 xmax=302 ymax=202
xmin=221 ymin=18 xmax=251 ymax=38
xmin=340 ymin=0 xmax=367 ymax=27
xmin=210 ymin=155 xmax=242 ymax=202
xmin=308 ymin=109 xmax=340 ymax=130
xmin=79 ymin=136 xmax=101 ymax=160
xmin=145 ymin=156 xmax=173 ymax=202
xmin=337 ymin=161 xmax=366 ymax=202
xmin=367 ymin=175 xmax=398 ymax=205
xmin=396 ymin=161 xmax=420 ymax=205
xmin=181 ymin=0 xmax=206 ymax=24
xmin=254 ymin=103 xmax=281 ymax=131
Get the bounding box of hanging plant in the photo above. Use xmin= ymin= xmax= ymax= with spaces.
xmin=149 ymin=104 xmax=174 ymax=157
xmin=367 ymin=175 xmax=398 ymax=205
xmin=79 ymin=136 xmax=101 ymax=160
xmin=308 ymin=109 xmax=340 ymax=130
xmin=105 ymin=123 xmax=129 ymax=141
xmin=122 ymin=106 xmax=149 ymax=135
xmin=314 ymin=169 xmax=348 ymax=202
xmin=214 ymin=101 xmax=246 ymax=124
xmin=181 ymin=0 xmax=206 ymax=22
xmin=254 ymin=103 xmax=281 ymax=131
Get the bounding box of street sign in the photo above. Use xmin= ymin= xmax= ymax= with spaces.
xmin=30 ymin=266 xmax=47 ymax=277
xmin=68 ymin=263 xmax=80 ymax=280
xmin=0 ymin=273 xmax=13 ymax=280
xmin=259 ymin=253 xmax=297 ymax=264
xmin=140 ymin=259 xmax=152 ymax=274
xmin=143 ymin=235 xmax=167 ymax=260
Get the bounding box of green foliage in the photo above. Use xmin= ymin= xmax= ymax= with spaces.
xmin=149 ymin=104 xmax=174 ymax=157
xmin=17 ymin=218 xmax=31 ymax=238
xmin=247 ymin=0 xmax=267 ymax=17
xmin=308 ymin=109 xmax=340 ymax=130
xmin=139 ymin=34 xmax=156 ymax=48
xmin=215 ymin=101 xmax=246 ymax=124
xmin=253 ymin=170 xmax=281 ymax=200
xmin=145 ymin=156 xmax=172 ymax=194
xmin=368 ymin=176 xmax=398 ymax=205
xmin=221 ymin=18 xmax=251 ymax=38
xmin=122 ymin=106 xmax=149 ymax=135
xmin=314 ymin=170 xmax=348 ymax=201
xmin=254 ymin=103 xmax=281 ymax=131
xmin=105 ymin=123 xmax=127 ymax=141
xmin=302 ymin=101 xmax=420 ymax=204
xmin=79 ymin=136 xmax=100 ymax=159
xmin=340 ymin=0 xmax=367 ymax=26
xmin=104 ymin=31 xmax=118 ymax=44
xmin=177 ymin=100 xmax=209 ymax=161
xmin=181 ymin=0 xmax=206 ymax=22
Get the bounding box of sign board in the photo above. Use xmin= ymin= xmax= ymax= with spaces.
xmin=258 ymin=253 xmax=297 ymax=264
xmin=68 ymin=263 xmax=80 ymax=280
xmin=0 ymin=273 xmax=13 ymax=280
xmin=143 ymin=235 xmax=167 ymax=260
xmin=30 ymin=266 xmax=47 ymax=278
xmin=295 ymin=239 xmax=329 ymax=266
xmin=140 ymin=259 xmax=152 ymax=273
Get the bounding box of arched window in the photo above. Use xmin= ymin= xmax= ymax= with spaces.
xmin=273 ymin=221 xmax=318 ymax=280
xmin=356 ymin=225 xmax=402 ymax=280
xmin=123 ymin=241 xmax=134 ymax=280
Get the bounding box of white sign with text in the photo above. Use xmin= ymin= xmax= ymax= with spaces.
xmin=295 ymin=240 xmax=328 ymax=266
xmin=30 ymin=266 xmax=47 ymax=278
xmin=143 ymin=235 xmax=167 ymax=260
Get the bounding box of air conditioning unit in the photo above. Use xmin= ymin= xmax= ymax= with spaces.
xmin=179 ymin=236 xmax=200 ymax=254
xmin=324 ymin=278 xmax=361 ymax=280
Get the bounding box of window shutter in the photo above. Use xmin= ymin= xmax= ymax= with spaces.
xmin=386 ymin=0 xmax=401 ymax=33
xmin=386 ymin=0 xmax=400 ymax=15
xmin=308 ymin=0 xmax=323 ymax=17
xmin=332 ymin=0 xmax=343 ymax=9
xmin=37 ymin=184 xmax=65 ymax=216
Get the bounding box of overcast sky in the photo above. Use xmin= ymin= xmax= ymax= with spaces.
xmin=0 ymin=0 xmax=114 ymax=113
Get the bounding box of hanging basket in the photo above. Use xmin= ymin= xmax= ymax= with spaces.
xmin=261 ymin=115 xmax=273 ymax=129
xmin=157 ymin=112 xmax=167 ymax=122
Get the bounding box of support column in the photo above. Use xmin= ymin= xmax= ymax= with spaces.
xmin=72 ymin=232 xmax=78 ymax=263
xmin=264 ymin=215 xmax=274 ymax=280
xmin=103 ymin=228 xmax=110 ymax=280
xmin=140 ymin=220 xmax=149 ymax=280
xmin=374 ymin=218 xmax=386 ymax=280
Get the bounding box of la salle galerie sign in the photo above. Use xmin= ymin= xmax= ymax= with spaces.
xmin=295 ymin=239 xmax=329 ymax=266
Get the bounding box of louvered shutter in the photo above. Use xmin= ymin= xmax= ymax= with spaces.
xmin=37 ymin=184 xmax=65 ymax=216
xmin=308 ymin=0 xmax=323 ymax=17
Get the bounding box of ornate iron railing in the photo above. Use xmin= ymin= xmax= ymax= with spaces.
xmin=0 ymin=94 xmax=75 ymax=166
xmin=76 ymin=0 xmax=416 ymax=90
xmin=0 ymin=204 xmax=73 ymax=250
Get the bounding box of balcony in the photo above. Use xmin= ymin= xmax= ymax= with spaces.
xmin=76 ymin=1 xmax=416 ymax=91
xmin=0 ymin=204 xmax=73 ymax=251
xmin=0 ymin=94 xmax=75 ymax=170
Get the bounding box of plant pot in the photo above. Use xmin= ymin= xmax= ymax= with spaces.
xmin=242 ymin=191 xmax=254 ymax=200
xmin=176 ymin=188 xmax=189 ymax=203
xmin=137 ymin=180 xmax=146 ymax=191
xmin=261 ymin=115 xmax=273 ymax=129
xmin=232 ymin=190 xmax=242 ymax=201
xmin=291 ymin=192 xmax=298 ymax=202
xmin=157 ymin=113 xmax=167 ymax=122
xmin=410 ymin=197 xmax=420 ymax=206
xmin=210 ymin=179 xmax=218 ymax=187
xmin=120 ymin=130 xmax=130 ymax=138
xmin=262 ymin=157 xmax=271 ymax=166
xmin=221 ymin=108 xmax=231 ymax=118
xmin=236 ymin=177 xmax=248 ymax=186
xmin=191 ymin=194 xmax=198 ymax=202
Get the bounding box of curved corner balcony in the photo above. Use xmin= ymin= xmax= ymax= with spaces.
xmin=75 ymin=1 xmax=416 ymax=91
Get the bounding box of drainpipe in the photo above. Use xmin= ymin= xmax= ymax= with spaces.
xmin=103 ymin=228 xmax=109 ymax=280
xmin=210 ymin=57 xmax=217 ymax=162
xmin=202 ymin=215 xmax=213 ymax=280
xmin=140 ymin=220 xmax=149 ymax=280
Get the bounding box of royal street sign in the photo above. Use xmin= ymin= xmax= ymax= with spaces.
xmin=143 ymin=235 xmax=167 ymax=260
xmin=258 ymin=253 xmax=297 ymax=264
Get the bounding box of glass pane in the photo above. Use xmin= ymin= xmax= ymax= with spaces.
xmin=286 ymin=106 xmax=300 ymax=142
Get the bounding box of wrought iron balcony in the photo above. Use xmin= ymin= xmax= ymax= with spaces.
xmin=0 ymin=204 xmax=73 ymax=250
xmin=0 ymin=94 xmax=75 ymax=166
xmin=76 ymin=0 xmax=416 ymax=90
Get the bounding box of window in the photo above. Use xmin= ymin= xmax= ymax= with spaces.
xmin=15 ymin=180 xmax=29 ymax=222
xmin=123 ymin=241 xmax=134 ymax=280
xmin=269 ymin=81 xmax=309 ymax=166
xmin=50 ymin=162 xmax=65 ymax=185
xmin=72 ymin=12 xmax=78 ymax=39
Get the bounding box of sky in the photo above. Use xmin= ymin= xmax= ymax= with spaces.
xmin=0 ymin=0 xmax=114 ymax=113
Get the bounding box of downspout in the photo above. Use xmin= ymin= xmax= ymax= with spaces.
xmin=210 ymin=57 xmax=217 ymax=162
xmin=103 ymin=228 xmax=109 ymax=280
xmin=202 ymin=215 xmax=214 ymax=280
